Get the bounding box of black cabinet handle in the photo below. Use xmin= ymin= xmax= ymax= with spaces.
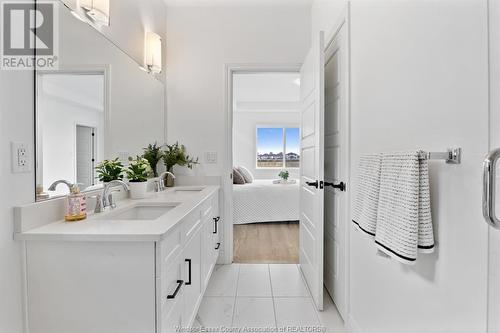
xmin=215 ymin=242 xmax=220 ymax=250
xmin=324 ymin=181 xmax=346 ymax=192
xmin=185 ymin=259 xmax=192 ymax=285
xmin=166 ymin=280 xmax=184 ymax=299
xmin=306 ymin=181 xmax=319 ymax=188
xmin=213 ymin=217 xmax=219 ymax=234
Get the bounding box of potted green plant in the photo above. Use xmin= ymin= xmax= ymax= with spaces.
xmin=126 ymin=157 xmax=152 ymax=199
xmin=162 ymin=142 xmax=199 ymax=187
xmin=278 ymin=170 xmax=290 ymax=183
xmin=142 ymin=142 xmax=163 ymax=177
xmin=95 ymin=158 xmax=124 ymax=183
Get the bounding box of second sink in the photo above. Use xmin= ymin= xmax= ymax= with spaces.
xmin=102 ymin=203 xmax=179 ymax=221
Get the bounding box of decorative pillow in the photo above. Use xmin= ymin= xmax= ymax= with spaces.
xmin=233 ymin=167 xmax=246 ymax=185
xmin=237 ymin=166 xmax=254 ymax=183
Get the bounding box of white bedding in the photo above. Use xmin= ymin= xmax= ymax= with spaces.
xmin=233 ymin=179 xmax=300 ymax=224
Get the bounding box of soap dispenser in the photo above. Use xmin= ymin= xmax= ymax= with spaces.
xmin=65 ymin=184 xmax=87 ymax=222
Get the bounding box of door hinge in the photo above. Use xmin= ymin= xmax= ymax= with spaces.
xmin=320 ymin=181 xmax=324 ymax=189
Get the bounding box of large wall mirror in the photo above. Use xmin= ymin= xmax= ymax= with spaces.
xmin=35 ymin=1 xmax=165 ymax=201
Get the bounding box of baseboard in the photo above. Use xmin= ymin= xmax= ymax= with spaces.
xmin=346 ymin=314 xmax=362 ymax=333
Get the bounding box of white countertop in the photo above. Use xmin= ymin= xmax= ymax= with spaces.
xmin=14 ymin=186 xmax=219 ymax=242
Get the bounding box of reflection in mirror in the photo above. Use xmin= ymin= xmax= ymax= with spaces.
xmin=35 ymin=1 xmax=166 ymax=201
xmin=36 ymin=72 xmax=106 ymax=199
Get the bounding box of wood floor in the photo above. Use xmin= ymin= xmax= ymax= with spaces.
xmin=233 ymin=222 xmax=299 ymax=264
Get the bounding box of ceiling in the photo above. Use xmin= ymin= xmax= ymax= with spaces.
xmin=163 ymin=0 xmax=313 ymax=7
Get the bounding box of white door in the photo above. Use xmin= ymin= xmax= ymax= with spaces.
xmin=76 ymin=125 xmax=95 ymax=189
xmin=299 ymin=31 xmax=325 ymax=311
xmin=488 ymin=1 xmax=500 ymax=331
xmin=323 ymin=22 xmax=348 ymax=320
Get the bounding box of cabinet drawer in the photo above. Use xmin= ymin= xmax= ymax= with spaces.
xmin=160 ymin=226 xmax=182 ymax=271
xmin=183 ymin=210 xmax=202 ymax=241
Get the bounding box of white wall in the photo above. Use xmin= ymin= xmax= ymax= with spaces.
xmin=311 ymin=0 xmax=346 ymax=39
xmin=312 ymin=1 xmax=489 ymax=332
xmin=233 ymin=111 xmax=300 ymax=179
xmin=61 ymin=0 xmax=167 ymax=82
xmin=0 ymin=1 xmax=167 ymax=332
xmin=232 ymin=72 xmax=301 ymax=179
xmin=166 ymin=5 xmax=311 ymax=178
xmin=57 ymin=4 xmax=165 ymax=161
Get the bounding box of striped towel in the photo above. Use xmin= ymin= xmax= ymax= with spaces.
xmin=374 ymin=151 xmax=434 ymax=264
xmin=351 ymin=153 xmax=383 ymax=236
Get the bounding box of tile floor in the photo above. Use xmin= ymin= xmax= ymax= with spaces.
xmin=195 ymin=264 xmax=347 ymax=332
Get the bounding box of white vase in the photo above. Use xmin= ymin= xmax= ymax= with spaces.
xmin=129 ymin=181 xmax=148 ymax=199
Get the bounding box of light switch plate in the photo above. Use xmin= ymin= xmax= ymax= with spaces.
xmin=205 ymin=151 xmax=217 ymax=164
xmin=11 ymin=142 xmax=31 ymax=173
xmin=118 ymin=151 xmax=129 ymax=165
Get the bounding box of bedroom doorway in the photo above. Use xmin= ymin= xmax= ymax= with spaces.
xmin=228 ymin=69 xmax=302 ymax=264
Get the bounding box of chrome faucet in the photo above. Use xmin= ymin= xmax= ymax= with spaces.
xmin=156 ymin=171 xmax=176 ymax=192
xmin=48 ymin=180 xmax=74 ymax=192
xmin=94 ymin=180 xmax=130 ymax=213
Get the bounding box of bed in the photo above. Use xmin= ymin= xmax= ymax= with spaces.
xmin=233 ymin=179 xmax=300 ymax=224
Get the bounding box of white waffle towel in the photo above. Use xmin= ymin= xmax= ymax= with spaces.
xmin=374 ymin=151 xmax=434 ymax=264
xmin=351 ymin=153 xmax=383 ymax=236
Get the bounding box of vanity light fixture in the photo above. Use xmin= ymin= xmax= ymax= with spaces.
xmin=79 ymin=0 xmax=110 ymax=26
xmin=145 ymin=32 xmax=162 ymax=74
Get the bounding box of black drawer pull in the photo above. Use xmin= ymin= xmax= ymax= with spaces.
xmin=215 ymin=242 xmax=220 ymax=250
xmin=213 ymin=217 xmax=219 ymax=234
xmin=185 ymin=259 xmax=192 ymax=285
xmin=166 ymin=280 xmax=184 ymax=299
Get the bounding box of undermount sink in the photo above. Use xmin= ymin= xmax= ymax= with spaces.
xmin=172 ymin=186 xmax=205 ymax=194
xmin=102 ymin=203 xmax=179 ymax=221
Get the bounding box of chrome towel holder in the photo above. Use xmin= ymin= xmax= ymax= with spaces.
xmin=420 ymin=148 xmax=462 ymax=164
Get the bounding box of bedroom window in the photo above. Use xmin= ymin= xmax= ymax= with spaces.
xmin=256 ymin=127 xmax=300 ymax=168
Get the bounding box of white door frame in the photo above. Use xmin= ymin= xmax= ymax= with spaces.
xmin=222 ymin=63 xmax=302 ymax=264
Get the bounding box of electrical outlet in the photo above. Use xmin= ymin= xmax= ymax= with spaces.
xmin=11 ymin=142 xmax=31 ymax=173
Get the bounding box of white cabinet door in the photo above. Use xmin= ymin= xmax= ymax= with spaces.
xmin=299 ymin=30 xmax=326 ymax=311
xmin=201 ymin=214 xmax=214 ymax=290
xmin=160 ymin=256 xmax=185 ymax=333
xmin=163 ymin=299 xmax=183 ymax=333
xmin=212 ymin=193 xmax=221 ymax=264
xmin=183 ymin=230 xmax=202 ymax=326
xmin=212 ymin=217 xmax=221 ymax=265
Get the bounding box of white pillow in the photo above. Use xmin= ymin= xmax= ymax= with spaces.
xmin=237 ymin=166 xmax=254 ymax=183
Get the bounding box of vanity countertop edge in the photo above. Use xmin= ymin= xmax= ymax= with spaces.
xmin=14 ymin=185 xmax=220 ymax=242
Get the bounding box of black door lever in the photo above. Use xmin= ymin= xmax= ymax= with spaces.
xmin=305 ymin=181 xmax=319 ymax=188
xmin=324 ymin=181 xmax=346 ymax=192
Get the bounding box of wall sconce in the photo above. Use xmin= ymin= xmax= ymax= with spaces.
xmin=79 ymin=0 xmax=110 ymax=26
xmin=145 ymin=32 xmax=162 ymax=74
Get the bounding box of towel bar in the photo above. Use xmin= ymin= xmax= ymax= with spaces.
xmin=420 ymin=148 xmax=462 ymax=164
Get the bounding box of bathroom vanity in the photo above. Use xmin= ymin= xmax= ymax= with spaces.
xmin=15 ymin=186 xmax=221 ymax=333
